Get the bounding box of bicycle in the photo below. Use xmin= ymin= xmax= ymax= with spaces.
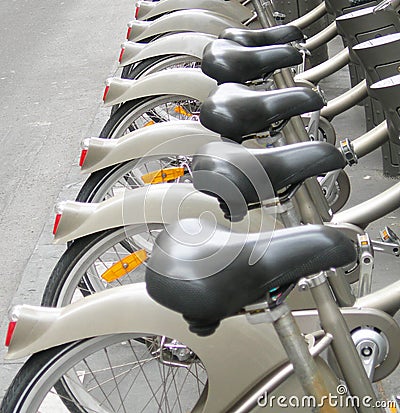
xmin=2 ymin=222 xmax=399 ymax=412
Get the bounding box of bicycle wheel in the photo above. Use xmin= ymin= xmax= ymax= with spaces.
xmin=112 ymin=56 xmax=202 ymax=116
xmin=42 ymin=225 xmax=163 ymax=307
xmin=124 ymin=56 xmax=202 ymax=80
xmin=76 ymin=156 xmax=192 ymax=203
xmin=101 ymin=95 xmax=202 ymax=139
xmin=1 ymin=334 xmax=207 ymax=413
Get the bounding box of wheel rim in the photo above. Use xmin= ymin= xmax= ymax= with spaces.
xmin=87 ymin=155 xmax=193 ymax=203
xmin=126 ymin=56 xmax=202 ymax=79
xmin=55 ymin=225 xmax=164 ymax=307
xmin=17 ymin=334 xmax=207 ymax=413
xmin=108 ymin=96 xmax=202 ymax=139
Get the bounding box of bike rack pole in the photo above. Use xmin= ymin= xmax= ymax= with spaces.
xmin=291 ymin=1 xmax=327 ymax=29
xmin=295 ymin=47 xmax=349 ymax=84
xmin=320 ymin=79 xmax=368 ymax=120
xmin=331 ymin=181 xmax=400 ymax=229
xmin=356 ymin=280 xmax=400 ymax=316
xmin=352 ymin=121 xmax=388 ymax=158
xmin=304 ymin=21 xmax=338 ymax=51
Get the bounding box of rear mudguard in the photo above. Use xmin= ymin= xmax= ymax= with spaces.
xmin=54 ymin=183 xmax=279 ymax=244
xmin=136 ymin=0 xmax=253 ymax=22
xmin=5 ymin=283 xmax=352 ymax=412
xmin=127 ymin=10 xmax=245 ymax=42
xmin=104 ymin=68 xmax=217 ymax=107
xmin=120 ymin=32 xmax=216 ymax=67
xmin=82 ymin=121 xmax=221 ymax=173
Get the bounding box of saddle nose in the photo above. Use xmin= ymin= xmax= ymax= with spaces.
xmin=201 ymin=39 xmax=303 ymax=84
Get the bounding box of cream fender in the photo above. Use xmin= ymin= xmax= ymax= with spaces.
xmin=104 ymin=68 xmax=217 ymax=107
xmin=127 ymin=10 xmax=245 ymax=42
xmin=120 ymin=32 xmax=215 ymax=67
xmin=54 ymin=183 xmax=279 ymax=243
xmin=136 ymin=0 xmax=253 ymax=22
xmin=81 ymin=121 xmax=221 ymax=173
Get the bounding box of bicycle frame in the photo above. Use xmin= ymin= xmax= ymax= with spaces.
xmin=5 ymin=281 xmax=400 ymax=411
xmin=0 ymin=284 xmax=347 ymax=412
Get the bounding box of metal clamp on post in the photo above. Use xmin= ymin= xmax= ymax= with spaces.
xmin=314 ymin=85 xmax=327 ymax=106
xmin=244 ymin=300 xmax=289 ymax=324
xmin=357 ymin=234 xmax=374 ymax=297
xmin=260 ymin=197 xmax=288 ymax=215
xmin=272 ymin=11 xmax=286 ymax=21
xmin=371 ymin=226 xmax=400 ymax=257
xmin=380 ymin=225 xmax=400 ymax=244
xmin=295 ymin=45 xmax=312 ymax=73
xmin=340 ymin=138 xmax=358 ymax=166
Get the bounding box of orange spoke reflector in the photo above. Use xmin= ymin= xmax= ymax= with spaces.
xmin=141 ymin=167 xmax=185 ymax=184
xmin=174 ymin=105 xmax=192 ymax=117
xmin=381 ymin=229 xmax=389 ymax=241
xmin=102 ymin=249 xmax=147 ymax=283
xmin=144 ymin=120 xmax=155 ymax=127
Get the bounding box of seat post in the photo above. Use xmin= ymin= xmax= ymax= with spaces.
xmin=250 ymin=0 xmax=276 ymax=27
xmin=299 ymin=272 xmax=383 ymax=413
xmin=251 ymin=0 xmax=335 ymax=223
xmin=260 ymin=302 xmax=340 ymax=413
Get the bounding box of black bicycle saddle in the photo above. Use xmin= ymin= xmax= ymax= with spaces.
xmin=199 ymin=83 xmax=324 ymax=141
xmin=146 ymin=220 xmax=357 ymax=336
xmin=201 ymin=39 xmax=303 ymax=84
xmin=192 ymin=141 xmax=346 ymax=221
xmin=220 ymin=25 xmax=305 ymax=47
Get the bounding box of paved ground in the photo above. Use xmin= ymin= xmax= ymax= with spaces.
xmin=0 ymin=4 xmax=399 ymax=410
xmin=0 ymin=0 xmax=132 ymax=399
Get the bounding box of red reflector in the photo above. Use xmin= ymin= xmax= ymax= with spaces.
xmin=126 ymin=26 xmax=132 ymax=40
xmin=103 ymin=85 xmax=110 ymax=102
xmin=118 ymin=47 xmax=125 ymax=63
xmin=135 ymin=5 xmax=140 ymax=19
xmin=5 ymin=321 xmax=16 ymax=347
xmin=79 ymin=149 xmax=88 ymax=167
xmin=53 ymin=213 xmax=62 ymax=235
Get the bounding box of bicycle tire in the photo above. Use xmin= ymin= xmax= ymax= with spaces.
xmin=101 ymin=94 xmax=202 ymax=139
xmin=0 ymin=334 xmax=207 ymax=413
xmin=111 ymin=56 xmax=202 ymax=116
xmin=42 ymin=225 xmax=163 ymax=308
xmin=124 ymin=55 xmax=202 ymax=80
xmin=76 ymin=155 xmax=192 ymax=204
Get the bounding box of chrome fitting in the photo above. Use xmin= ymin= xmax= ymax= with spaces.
xmin=245 ymin=301 xmax=290 ymax=324
xmin=298 ymin=272 xmax=327 ymax=291
xmin=340 ymin=138 xmax=358 ymax=166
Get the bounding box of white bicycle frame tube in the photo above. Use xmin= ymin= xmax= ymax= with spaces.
xmin=103 ymin=68 xmax=217 ymax=107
